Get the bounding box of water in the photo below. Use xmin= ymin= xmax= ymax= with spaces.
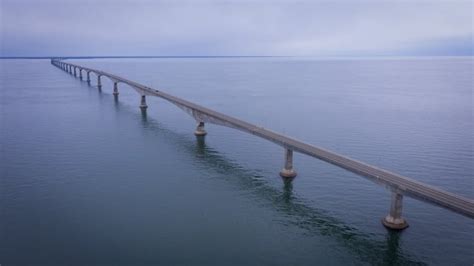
xmin=1 ymin=57 xmax=472 ymax=265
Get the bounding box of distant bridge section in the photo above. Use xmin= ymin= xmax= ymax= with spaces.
xmin=51 ymin=59 xmax=474 ymax=230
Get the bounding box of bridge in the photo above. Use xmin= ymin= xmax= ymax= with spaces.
xmin=51 ymin=59 xmax=474 ymax=230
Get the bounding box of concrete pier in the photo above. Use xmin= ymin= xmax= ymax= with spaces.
xmin=382 ymin=192 xmax=408 ymax=230
xmin=97 ymin=75 xmax=102 ymax=89
xmin=113 ymin=82 xmax=119 ymax=96
xmin=139 ymin=95 xmax=148 ymax=110
xmin=79 ymin=69 xmax=83 ymax=80
xmin=194 ymin=122 xmax=207 ymax=136
xmin=280 ymin=149 xmax=297 ymax=178
xmin=86 ymin=71 xmax=91 ymax=83
xmin=73 ymin=67 xmax=77 ymax=77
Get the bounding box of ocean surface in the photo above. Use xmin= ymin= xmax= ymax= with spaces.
xmin=1 ymin=57 xmax=472 ymax=265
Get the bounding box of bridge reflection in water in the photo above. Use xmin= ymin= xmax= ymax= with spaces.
xmin=130 ymin=100 xmax=425 ymax=265
xmin=51 ymin=59 xmax=474 ymax=231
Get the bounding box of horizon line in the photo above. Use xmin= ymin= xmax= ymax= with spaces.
xmin=1 ymin=55 xmax=472 ymax=59
xmin=0 ymin=55 xmax=287 ymax=59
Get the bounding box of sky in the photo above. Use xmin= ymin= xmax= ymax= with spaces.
xmin=0 ymin=0 xmax=472 ymax=57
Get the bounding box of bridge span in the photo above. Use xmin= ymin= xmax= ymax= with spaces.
xmin=51 ymin=59 xmax=474 ymax=230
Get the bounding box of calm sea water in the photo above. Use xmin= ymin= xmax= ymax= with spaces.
xmin=1 ymin=57 xmax=472 ymax=265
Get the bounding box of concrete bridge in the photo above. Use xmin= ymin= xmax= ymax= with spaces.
xmin=51 ymin=59 xmax=474 ymax=230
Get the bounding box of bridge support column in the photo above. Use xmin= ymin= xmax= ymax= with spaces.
xmin=139 ymin=95 xmax=148 ymax=110
xmin=194 ymin=122 xmax=207 ymax=136
xmin=280 ymin=149 xmax=297 ymax=178
xmin=97 ymin=76 xmax=102 ymax=90
xmin=86 ymin=72 xmax=91 ymax=83
xmin=79 ymin=70 xmax=83 ymax=80
xmin=73 ymin=67 xmax=77 ymax=77
xmin=113 ymin=82 xmax=119 ymax=96
xmin=68 ymin=66 xmax=71 ymax=74
xmin=382 ymin=191 xmax=408 ymax=230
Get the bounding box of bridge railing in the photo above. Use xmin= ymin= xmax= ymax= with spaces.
xmin=51 ymin=59 xmax=474 ymax=230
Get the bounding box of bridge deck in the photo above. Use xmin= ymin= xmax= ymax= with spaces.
xmin=53 ymin=60 xmax=474 ymax=219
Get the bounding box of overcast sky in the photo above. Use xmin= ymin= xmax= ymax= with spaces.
xmin=1 ymin=0 xmax=472 ymax=57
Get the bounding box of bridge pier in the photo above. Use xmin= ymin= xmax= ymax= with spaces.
xmin=113 ymin=82 xmax=119 ymax=96
xmin=73 ymin=67 xmax=77 ymax=77
xmin=280 ymin=148 xmax=297 ymax=179
xmin=194 ymin=122 xmax=207 ymax=136
xmin=86 ymin=72 xmax=91 ymax=83
xmin=97 ymin=75 xmax=102 ymax=90
xmin=139 ymin=95 xmax=148 ymax=110
xmin=382 ymin=191 xmax=408 ymax=230
xmin=68 ymin=65 xmax=72 ymax=74
xmin=79 ymin=70 xmax=83 ymax=80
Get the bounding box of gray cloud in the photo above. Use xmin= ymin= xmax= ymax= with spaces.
xmin=1 ymin=0 xmax=472 ymax=56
